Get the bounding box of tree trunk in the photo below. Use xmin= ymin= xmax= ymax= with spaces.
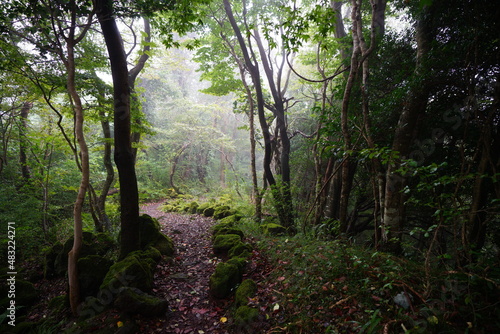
xmin=223 ymin=0 xmax=274 ymax=218
xmin=19 ymin=102 xmax=32 ymax=182
xmin=66 ymin=39 xmax=90 ymax=316
xmin=95 ymin=0 xmax=140 ymax=259
xmin=129 ymin=17 xmax=151 ymax=162
xmin=381 ymin=5 xmax=432 ymax=253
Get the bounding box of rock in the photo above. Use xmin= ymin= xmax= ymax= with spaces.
xmin=226 ymin=257 xmax=247 ymax=277
xmin=100 ymin=253 xmax=155 ymax=293
xmin=114 ymin=287 xmax=168 ymax=316
xmin=234 ymin=305 xmax=260 ymax=330
xmin=78 ymin=255 xmax=113 ymax=298
xmin=44 ymin=242 xmax=63 ymax=278
xmin=153 ymin=234 xmax=174 ymax=257
xmin=213 ymin=234 xmax=242 ymax=255
xmin=235 ymin=280 xmax=258 ymax=307
xmin=0 ymin=277 xmax=39 ymax=316
xmin=203 ymin=206 xmax=216 ymax=217
xmin=218 ymin=214 xmax=242 ymax=225
xmin=212 ymin=222 xmax=234 ymax=235
xmin=261 ymin=223 xmax=287 ymax=235
xmin=213 ymin=227 xmax=244 ymax=239
xmin=213 ymin=205 xmax=236 ymax=220
xmin=196 ymin=201 xmax=214 ymax=215
xmin=228 ymin=242 xmax=252 ymax=258
xmin=139 ymin=214 xmax=174 ymax=256
xmin=209 ymin=262 xmax=241 ymax=298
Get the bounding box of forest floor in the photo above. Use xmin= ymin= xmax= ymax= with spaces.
xmin=137 ymin=201 xmax=237 ymax=333
xmin=23 ymin=202 xmax=273 ymax=333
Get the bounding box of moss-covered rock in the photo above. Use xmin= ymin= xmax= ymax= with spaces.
xmin=44 ymin=242 xmax=63 ymax=278
xmin=184 ymin=201 xmax=199 ymax=214
xmin=0 ymin=277 xmax=39 ymax=318
xmin=261 ymin=223 xmax=287 ymax=235
xmin=212 ymin=222 xmax=234 ymax=235
xmin=138 ymin=214 xmax=175 ymax=256
xmin=228 ymin=242 xmax=252 ymax=258
xmin=139 ymin=214 xmax=161 ymax=246
xmin=196 ymin=201 xmax=214 ymax=215
xmin=213 ymin=227 xmax=244 ymax=239
xmin=213 ymin=205 xmax=236 ymax=220
xmin=203 ymin=206 xmax=216 ymax=217
xmin=209 ymin=262 xmax=241 ymax=298
xmin=153 ymin=234 xmax=174 ymax=257
xmin=114 ymin=287 xmax=168 ymax=316
xmin=100 ymin=253 xmax=155 ymax=293
xmin=226 ymin=257 xmax=247 ymax=277
xmin=235 ymin=279 xmax=258 ymax=307
xmin=213 ymin=234 xmax=242 ymax=255
xmin=218 ymin=214 xmax=242 ymax=225
xmin=234 ymin=305 xmax=260 ymax=329
xmin=78 ymin=255 xmax=113 ymax=298
xmin=45 ymin=232 xmax=117 ymax=278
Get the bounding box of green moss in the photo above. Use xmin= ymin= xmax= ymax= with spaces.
xmin=261 ymin=223 xmax=287 ymax=235
xmin=152 ymin=234 xmax=174 ymax=257
xmin=234 ymin=305 xmax=259 ymax=328
xmin=226 ymin=257 xmax=247 ymax=277
xmin=0 ymin=278 xmax=38 ymax=309
xmin=228 ymin=242 xmax=252 ymax=258
xmin=78 ymin=255 xmax=113 ymax=298
xmin=196 ymin=201 xmax=214 ymax=214
xmin=100 ymin=254 xmax=154 ymax=293
xmin=235 ymin=279 xmax=258 ymax=306
xmin=94 ymin=233 xmax=116 ymax=255
xmin=218 ymin=214 xmax=242 ymax=225
xmin=203 ymin=206 xmax=216 ymax=217
xmin=213 ymin=205 xmax=236 ymax=219
xmin=212 ymin=222 xmax=234 ymax=235
xmin=114 ymin=287 xmax=168 ymax=316
xmin=213 ymin=234 xmax=242 ymax=255
xmin=48 ymin=295 xmax=69 ymax=313
xmin=209 ymin=262 xmax=241 ymax=298
xmin=213 ymin=227 xmax=244 ymax=239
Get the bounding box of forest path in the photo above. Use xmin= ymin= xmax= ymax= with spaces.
xmin=138 ymin=201 xmax=231 ymax=334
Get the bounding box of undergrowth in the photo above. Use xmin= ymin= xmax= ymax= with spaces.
xmin=237 ymin=220 xmax=500 ymax=334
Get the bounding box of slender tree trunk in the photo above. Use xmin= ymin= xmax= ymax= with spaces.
xmin=223 ymin=0 xmax=275 ymax=213
xmin=95 ymin=0 xmax=140 ymax=259
xmin=129 ymin=17 xmax=151 ymax=162
xmin=66 ymin=38 xmax=90 ymax=316
xmin=19 ymin=102 xmax=32 ymax=182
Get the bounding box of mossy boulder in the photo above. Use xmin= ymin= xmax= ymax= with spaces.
xmin=100 ymin=253 xmax=155 ymax=293
xmin=226 ymin=257 xmax=247 ymax=277
xmin=196 ymin=201 xmax=214 ymax=215
xmin=209 ymin=262 xmax=241 ymax=298
xmin=44 ymin=242 xmax=63 ymax=278
xmin=78 ymin=255 xmax=113 ymax=298
xmin=213 ymin=234 xmax=242 ymax=255
xmin=138 ymin=214 xmax=174 ymax=256
xmin=203 ymin=206 xmax=216 ymax=217
xmin=228 ymin=242 xmax=253 ymax=258
xmin=0 ymin=277 xmax=39 ymax=317
xmin=235 ymin=279 xmax=258 ymax=306
xmin=114 ymin=287 xmax=168 ymax=316
xmin=218 ymin=214 xmax=242 ymax=225
xmin=153 ymin=234 xmax=174 ymax=257
xmin=213 ymin=227 xmax=244 ymax=239
xmin=261 ymin=223 xmax=287 ymax=235
xmin=234 ymin=305 xmax=260 ymax=329
xmin=212 ymin=222 xmax=234 ymax=235
xmin=184 ymin=201 xmax=199 ymax=214
xmin=45 ymin=232 xmax=116 ymax=278
xmin=213 ymin=205 xmax=236 ymax=220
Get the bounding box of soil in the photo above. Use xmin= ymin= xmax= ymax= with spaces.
xmin=137 ymin=201 xmax=232 ymax=333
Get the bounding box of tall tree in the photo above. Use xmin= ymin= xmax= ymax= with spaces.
xmin=94 ymin=0 xmax=141 ymax=259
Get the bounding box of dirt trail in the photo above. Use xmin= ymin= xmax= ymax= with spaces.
xmin=138 ymin=202 xmax=231 ymax=333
